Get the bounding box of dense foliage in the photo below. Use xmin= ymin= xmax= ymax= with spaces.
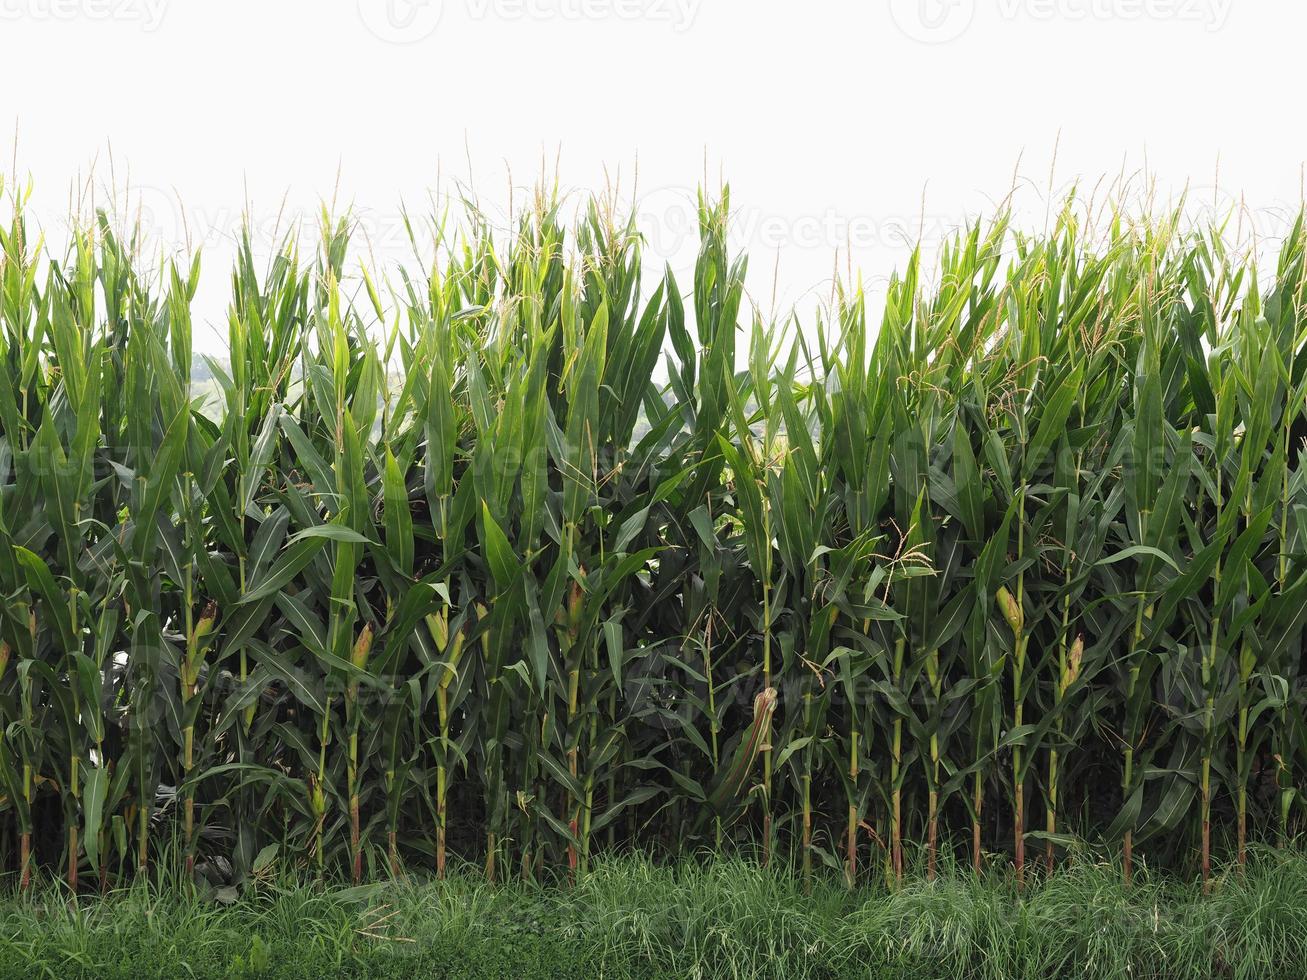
xmin=0 ymin=180 xmax=1305 ymax=892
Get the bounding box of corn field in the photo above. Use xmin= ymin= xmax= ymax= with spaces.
xmin=0 ymin=179 xmax=1305 ymax=895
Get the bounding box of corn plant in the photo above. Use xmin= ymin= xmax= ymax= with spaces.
xmin=0 ymin=176 xmax=1304 ymax=892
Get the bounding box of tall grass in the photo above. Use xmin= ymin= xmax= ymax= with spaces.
xmin=5 ymin=850 xmax=1307 ymax=978
xmin=0 ymin=178 xmax=1305 ymax=891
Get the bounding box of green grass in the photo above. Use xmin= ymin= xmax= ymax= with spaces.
xmin=3 ymin=852 xmax=1305 ymax=979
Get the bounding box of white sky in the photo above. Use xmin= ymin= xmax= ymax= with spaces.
xmin=2 ymin=0 xmax=1305 ymax=352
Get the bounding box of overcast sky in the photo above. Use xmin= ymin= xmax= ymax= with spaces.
xmin=3 ymin=0 xmax=1305 ymax=350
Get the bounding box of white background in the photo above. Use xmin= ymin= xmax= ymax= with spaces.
xmin=1 ymin=0 xmax=1303 ymax=350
